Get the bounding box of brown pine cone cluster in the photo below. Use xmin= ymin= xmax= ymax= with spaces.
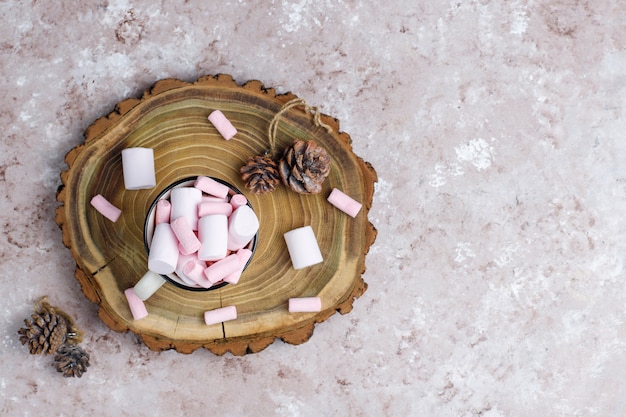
xmin=18 ymin=310 xmax=68 ymax=355
xmin=240 ymin=155 xmax=281 ymax=194
xmin=240 ymin=140 xmax=330 ymax=195
xmin=279 ymin=140 xmax=330 ymax=194
xmin=54 ymin=344 xmax=91 ymax=378
xmin=17 ymin=297 xmax=91 ymax=378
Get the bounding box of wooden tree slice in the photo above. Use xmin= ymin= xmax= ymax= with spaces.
xmin=55 ymin=74 xmax=377 ymax=355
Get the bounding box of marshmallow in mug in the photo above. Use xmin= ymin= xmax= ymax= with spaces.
xmin=169 ymin=187 xmax=202 ymax=231
xmin=194 ymin=175 xmax=230 ymax=199
xmin=227 ymin=205 xmax=259 ymax=251
xmin=121 ymin=147 xmax=156 ymax=190
xmin=198 ymin=214 xmax=229 ymax=261
xmin=148 ymin=222 xmax=179 ymax=275
xmin=223 ymin=248 xmax=253 ymax=284
xmin=170 ymin=216 xmax=202 ymax=255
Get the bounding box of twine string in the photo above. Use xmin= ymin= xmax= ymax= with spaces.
xmin=267 ymin=98 xmax=333 ymax=155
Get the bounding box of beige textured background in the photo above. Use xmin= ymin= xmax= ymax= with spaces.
xmin=2 ymin=1 xmax=626 ymax=416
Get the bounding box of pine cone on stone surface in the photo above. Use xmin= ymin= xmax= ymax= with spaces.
xmin=18 ymin=311 xmax=68 ymax=355
xmin=54 ymin=344 xmax=90 ymax=378
xmin=279 ymin=140 xmax=331 ymax=194
xmin=240 ymin=155 xmax=281 ymax=194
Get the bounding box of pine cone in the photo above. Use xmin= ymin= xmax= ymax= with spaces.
xmin=279 ymin=140 xmax=330 ymax=194
xmin=54 ymin=344 xmax=90 ymax=378
xmin=18 ymin=311 xmax=68 ymax=355
xmin=240 ymin=155 xmax=281 ymax=194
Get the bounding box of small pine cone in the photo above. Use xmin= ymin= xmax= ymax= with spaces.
xmin=54 ymin=344 xmax=90 ymax=378
xmin=18 ymin=312 xmax=68 ymax=355
xmin=279 ymin=140 xmax=330 ymax=194
xmin=240 ymin=155 xmax=281 ymax=194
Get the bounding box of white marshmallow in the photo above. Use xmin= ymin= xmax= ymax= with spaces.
xmin=133 ymin=271 xmax=166 ymax=301
xmin=227 ymin=205 xmax=259 ymax=251
xmin=284 ymin=226 xmax=323 ymax=269
xmin=148 ymin=223 xmax=179 ymax=274
xmin=170 ymin=186 xmax=202 ymax=231
xmin=198 ymin=214 xmax=229 ymax=261
xmin=121 ymin=148 xmax=156 ymax=190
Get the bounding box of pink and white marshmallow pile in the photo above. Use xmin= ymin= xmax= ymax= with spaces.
xmin=148 ymin=175 xmax=259 ymax=289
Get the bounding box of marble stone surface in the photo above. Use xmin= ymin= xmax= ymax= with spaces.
xmin=1 ymin=0 xmax=626 ymax=416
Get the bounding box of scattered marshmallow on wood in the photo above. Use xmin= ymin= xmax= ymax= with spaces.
xmin=208 ymin=110 xmax=238 ymax=140
xmin=288 ymin=297 xmax=322 ymax=313
xmin=204 ymin=305 xmax=237 ymax=326
xmin=124 ymin=288 xmax=148 ymax=320
xmin=284 ymin=225 xmax=323 ymax=270
xmin=327 ymin=188 xmax=362 ymax=218
xmin=90 ymin=194 xmax=121 ymax=222
xmin=121 ymin=147 xmax=156 ymax=190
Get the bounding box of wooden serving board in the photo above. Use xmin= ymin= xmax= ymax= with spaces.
xmin=55 ymin=74 xmax=377 ymax=355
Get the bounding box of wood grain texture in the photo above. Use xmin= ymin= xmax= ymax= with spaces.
xmin=55 ymin=74 xmax=377 ymax=355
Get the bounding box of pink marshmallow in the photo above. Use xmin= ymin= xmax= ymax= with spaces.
xmin=208 ymin=110 xmax=237 ymax=140
xmin=124 ymin=288 xmax=148 ymax=320
xmin=202 ymin=196 xmax=228 ymax=204
xmin=203 ymin=253 xmax=241 ymax=283
xmin=194 ymin=176 xmax=230 ymax=199
xmin=155 ymin=199 xmax=171 ymax=225
xmin=183 ymin=260 xmax=212 ymax=288
xmin=90 ymin=194 xmax=121 ymax=222
xmin=175 ymin=253 xmax=207 ymax=286
xmin=230 ymin=194 xmax=247 ymax=210
xmin=223 ymin=248 xmax=253 ymax=284
xmin=204 ymin=305 xmax=237 ymax=326
xmin=198 ymin=202 xmax=233 ymax=217
xmin=327 ymin=188 xmax=362 ymax=218
xmin=288 ymin=297 xmax=322 ymax=313
xmin=170 ymin=216 xmax=201 ymax=255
